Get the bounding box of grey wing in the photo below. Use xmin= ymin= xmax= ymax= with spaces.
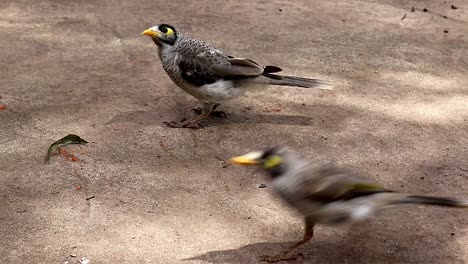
xmin=175 ymin=39 xmax=266 ymax=86
xmin=295 ymin=165 xmax=391 ymax=204
xmin=214 ymin=57 xmax=263 ymax=76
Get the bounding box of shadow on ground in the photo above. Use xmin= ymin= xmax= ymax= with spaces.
xmin=185 ymin=221 xmax=463 ymax=264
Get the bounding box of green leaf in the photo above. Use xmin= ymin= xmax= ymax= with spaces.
xmin=45 ymin=134 xmax=88 ymax=163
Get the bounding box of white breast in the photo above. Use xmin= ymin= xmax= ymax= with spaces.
xmin=195 ymin=80 xmax=240 ymax=103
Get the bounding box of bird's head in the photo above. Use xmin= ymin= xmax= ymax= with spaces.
xmin=141 ymin=24 xmax=178 ymax=46
xmin=230 ymin=147 xmax=293 ymax=178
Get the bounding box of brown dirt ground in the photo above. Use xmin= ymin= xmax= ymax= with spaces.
xmin=1 ymin=0 xmax=468 ymax=263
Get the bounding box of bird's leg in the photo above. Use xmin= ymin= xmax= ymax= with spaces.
xmin=191 ymin=104 xmax=226 ymax=118
xmin=261 ymin=217 xmax=315 ymax=262
xmin=165 ymin=103 xmax=217 ymax=129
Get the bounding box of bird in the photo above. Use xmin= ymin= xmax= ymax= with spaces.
xmin=141 ymin=24 xmax=331 ymax=128
xmin=230 ymin=147 xmax=468 ymax=262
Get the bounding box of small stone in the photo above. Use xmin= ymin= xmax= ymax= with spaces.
xmin=411 ymin=7 xmax=415 ymax=12
xmin=79 ymin=257 xmax=90 ymax=264
xmin=70 ymin=254 xmax=77 ymax=257
xmin=451 ymin=5 xmax=458 ymax=9
xmin=420 ymin=177 xmax=425 ymax=180
xmin=258 ymin=183 xmax=267 ymax=188
xmin=444 ymin=30 xmax=448 ymax=33
xmin=451 ymin=232 xmax=455 ymax=236
xmin=423 ymin=8 xmax=428 ymax=12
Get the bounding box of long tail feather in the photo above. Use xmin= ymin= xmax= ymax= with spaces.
xmin=262 ymin=73 xmax=333 ymax=90
xmin=394 ymin=195 xmax=468 ymax=207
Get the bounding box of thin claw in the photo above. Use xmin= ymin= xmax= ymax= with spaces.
xmin=163 ymin=121 xmax=183 ymax=128
xmin=163 ymin=121 xmax=204 ymax=129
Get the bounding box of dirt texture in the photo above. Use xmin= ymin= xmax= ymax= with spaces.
xmin=1 ymin=0 xmax=468 ymax=263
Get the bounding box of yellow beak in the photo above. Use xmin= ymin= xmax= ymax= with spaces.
xmin=141 ymin=29 xmax=159 ymax=37
xmin=230 ymin=155 xmax=260 ymax=165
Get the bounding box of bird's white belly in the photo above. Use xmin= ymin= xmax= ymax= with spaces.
xmin=186 ymin=79 xmax=241 ymax=103
xmin=160 ymin=57 xmax=243 ymax=103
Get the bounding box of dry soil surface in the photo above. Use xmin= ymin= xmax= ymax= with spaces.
xmin=1 ymin=0 xmax=468 ymax=263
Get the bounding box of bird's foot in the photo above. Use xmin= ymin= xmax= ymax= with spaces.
xmin=260 ymin=253 xmax=303 ymax=263
xmin=163 ymin=121 xmax=204 ymax=129
xmin=190 ymin=108 xmax=226 ymax=118
xmin=211 ymin=110 xmax=227 ymax=118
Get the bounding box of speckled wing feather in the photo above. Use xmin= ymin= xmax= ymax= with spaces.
xmin=175 ymin=37 xmax=265 ymax=86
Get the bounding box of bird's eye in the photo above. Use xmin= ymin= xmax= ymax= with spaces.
xmin=159 ymin=26 xmax=175 ymax=36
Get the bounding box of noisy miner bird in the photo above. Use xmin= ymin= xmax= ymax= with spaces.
xmin=230 ymin=147 xmax=468 ymax=262
xmin=142 ymin=24 xmax=331 ymax=128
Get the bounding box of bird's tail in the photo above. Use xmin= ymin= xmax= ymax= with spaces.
xmin=392 ymin=195 xmax=468 ymax=208
xmin=260 ymin=72 xmax=333 ymax=90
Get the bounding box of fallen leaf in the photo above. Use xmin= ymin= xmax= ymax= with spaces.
xmin=45 ymin=134 xmax=88 ymax=163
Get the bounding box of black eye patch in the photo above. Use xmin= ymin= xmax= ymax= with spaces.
xmin=261 ymin=147 xmax=278 ymax=159
xmin=160 ymin=26 xmax=168 ymax=33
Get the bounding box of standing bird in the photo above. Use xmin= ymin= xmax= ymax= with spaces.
xmin=230 ymin=147 xmax=468 ymax=262
xmin=141 ymin=24 xmax=331 ymax=128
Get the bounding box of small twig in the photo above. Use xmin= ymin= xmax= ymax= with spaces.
xmin=401 ymin=13 xmax=407 ymax=20
xmin=85 ymin=195 xmax=95 ymax=201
